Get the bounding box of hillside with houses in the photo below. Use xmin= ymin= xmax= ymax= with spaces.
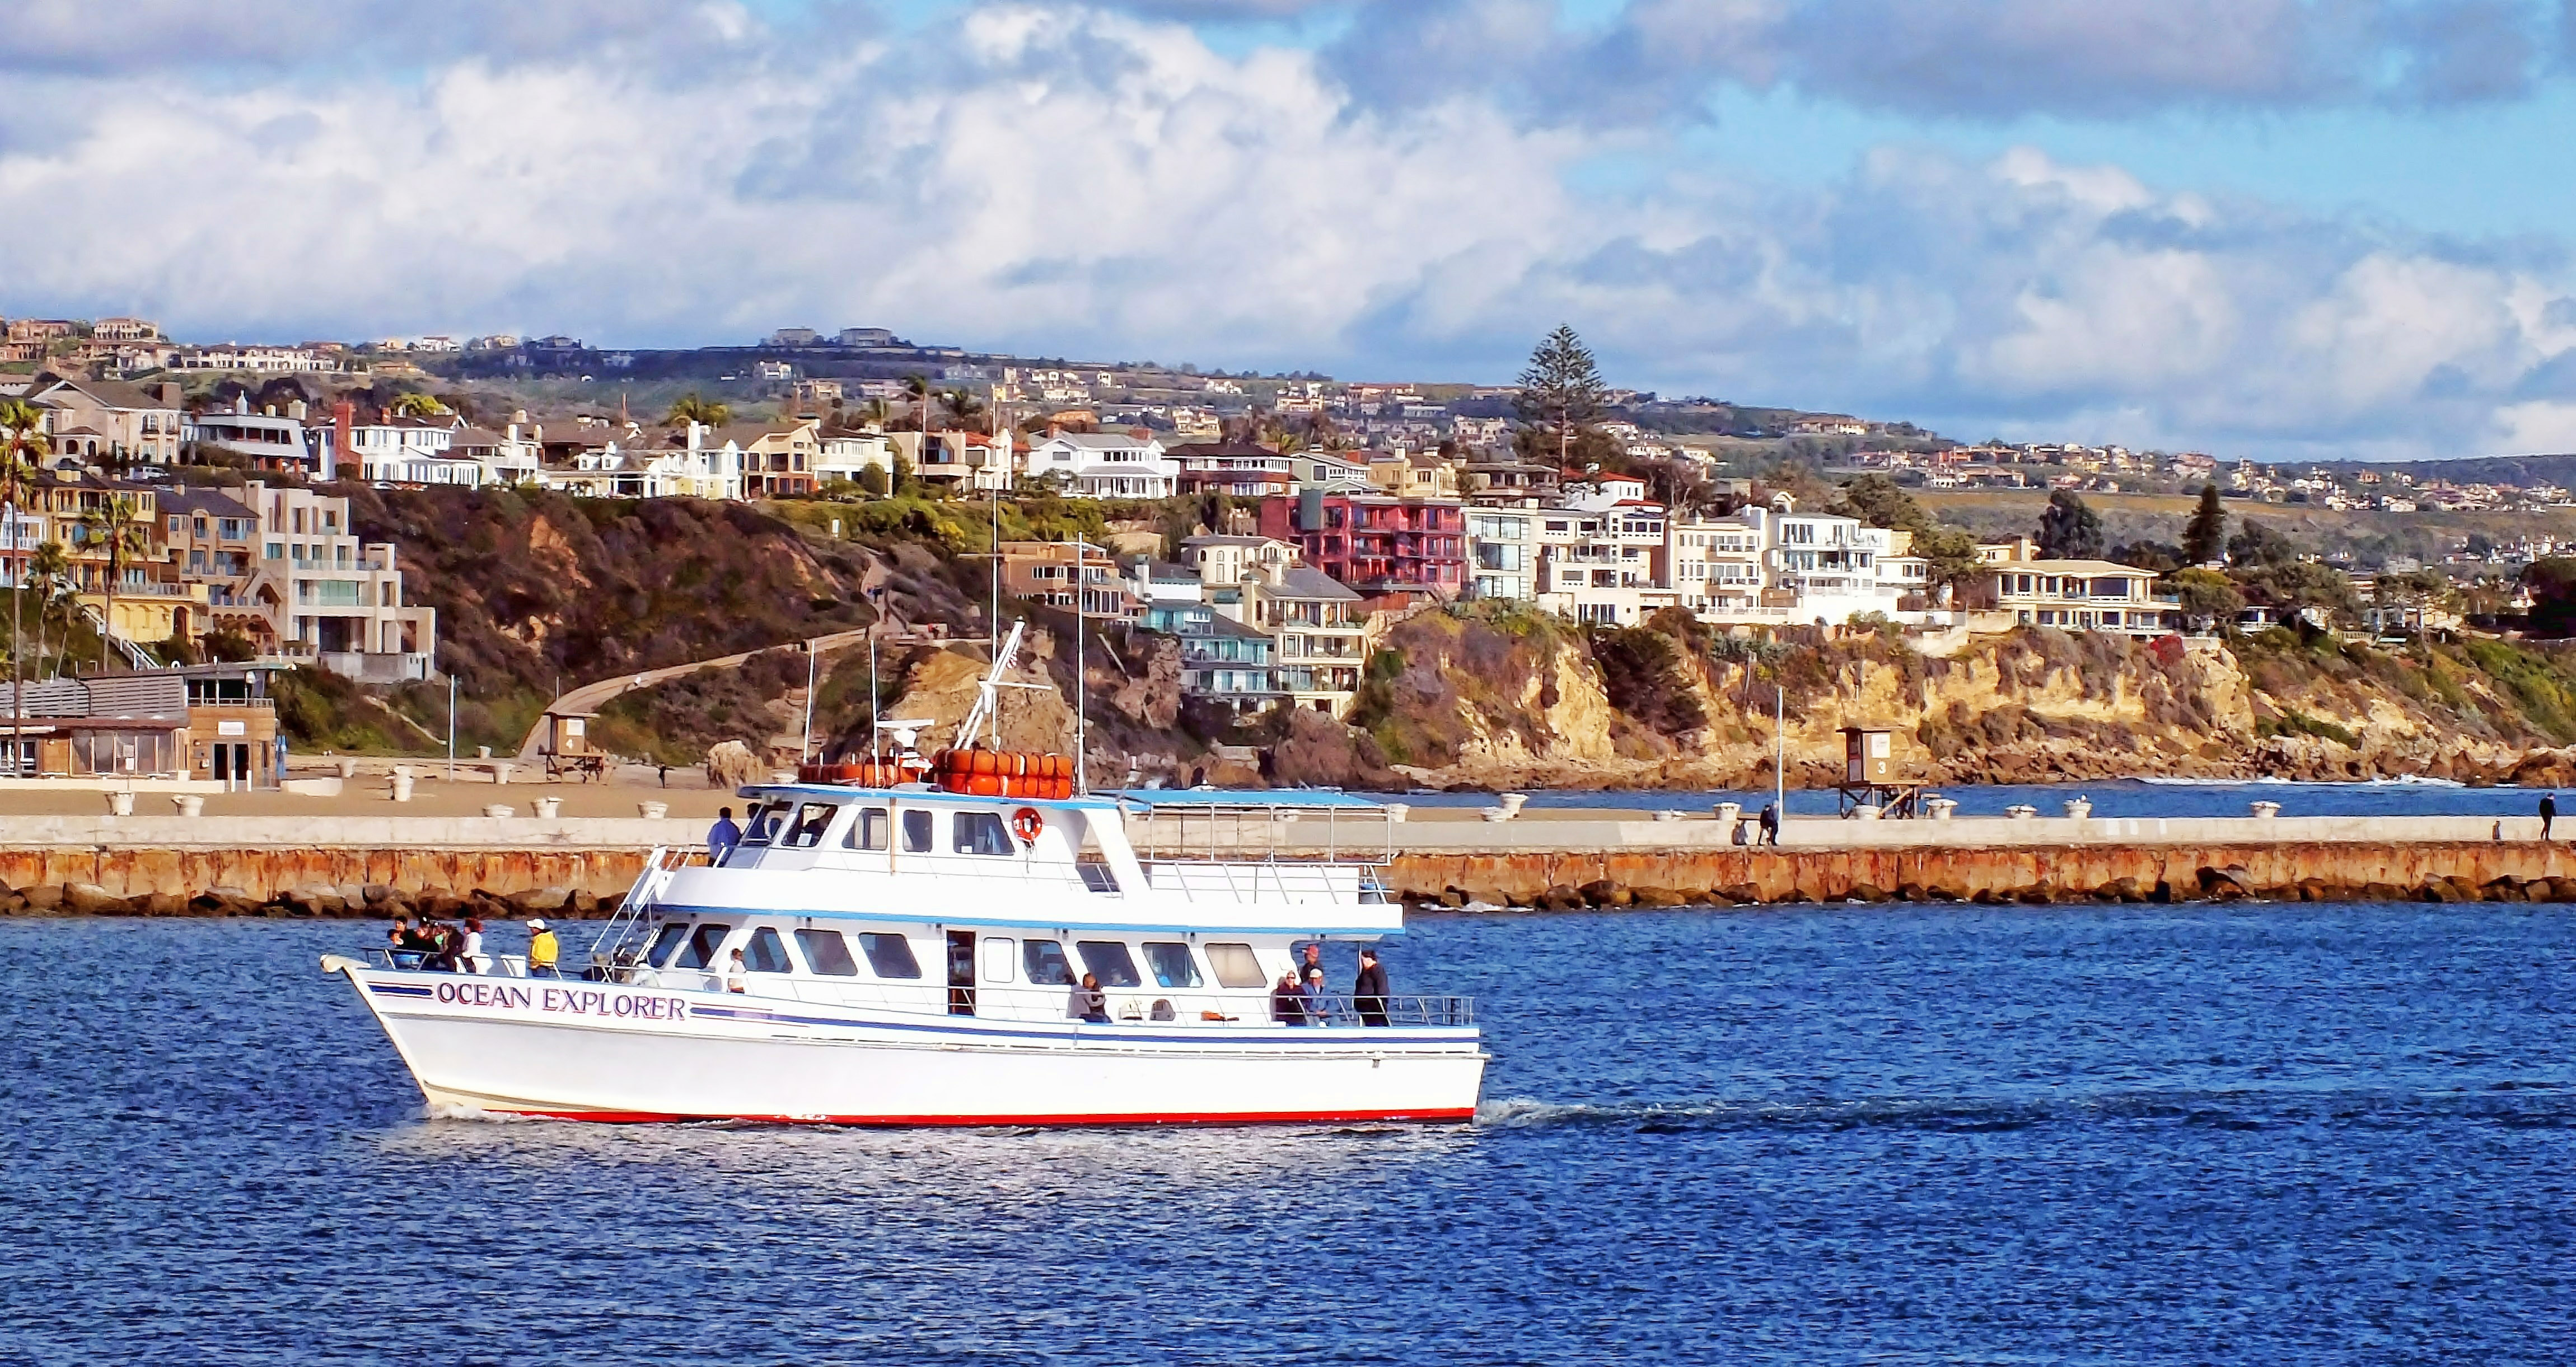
xmin=11 ymin=313 xmax=2576 ymax=785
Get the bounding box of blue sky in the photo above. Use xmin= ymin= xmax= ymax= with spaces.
xmin=7 ymin=0 xmax=2576 ymax=461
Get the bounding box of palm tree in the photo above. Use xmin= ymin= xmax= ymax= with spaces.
xmin=663 ymin=392 xmax=731 ymax=428
xmin=941 ymin=387 xmax=988 ymax=433
xmin=80 ymin=494 xmax=148 ymax=675
xmin=854 ymin=397 xmax=892 ymax=432
xmin=0 ymin=399 xmax=49 ymax=771
xmin=901 ymin=373 xmax=935 ymax=483
xmin=27 ymin=540 xmax=67 ymax=683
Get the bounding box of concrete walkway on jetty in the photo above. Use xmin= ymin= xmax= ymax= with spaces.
xmin=0 ymin=804 xmax=2565 ymax=910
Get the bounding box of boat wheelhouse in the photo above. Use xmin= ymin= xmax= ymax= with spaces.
xmin=325 ymin=784 xmax=1486 ymax=1126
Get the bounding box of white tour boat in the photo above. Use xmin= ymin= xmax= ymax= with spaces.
xmin=323 ymin=778 xmax=1488 ymax=1126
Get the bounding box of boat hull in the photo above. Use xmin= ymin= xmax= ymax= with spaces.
xmin=342 ymin=968 xmax=1487 ymax=1126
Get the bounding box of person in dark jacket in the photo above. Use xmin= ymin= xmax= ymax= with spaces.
xmin=1271 ymin=972 xmax=1309 ymax=1026
xmin=1759 ymin=800 xmax=1781 ymax=846
xmin=1353 ymin=947 xmax=1391 ymax=1027
xmin=2544 ymin=793 xmax=2558 ymax=840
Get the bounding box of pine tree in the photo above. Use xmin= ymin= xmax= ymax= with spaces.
xmin=2182 ymin=483 xmax=2227 ymax=565
xmin=2036 ymin=489 xmax=2104 ymax=560
xmin=1514 ymin=325 xmax=1606 ymax=469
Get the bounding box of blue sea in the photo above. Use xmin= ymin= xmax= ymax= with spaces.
xmin=1379 ymin=776 xmax=2566 ymax=821
xmin=6 ymin=905 xmax=2574 ymax=1364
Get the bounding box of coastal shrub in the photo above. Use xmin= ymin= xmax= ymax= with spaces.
xmin=1591 ymin=626 xmax=1707 ymax=736
xmin=2255 ymin=709 xmax=2360 ymax=748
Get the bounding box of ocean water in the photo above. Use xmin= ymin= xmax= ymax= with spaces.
xmin=1379 ymin=776 xmax=2564 ymax=821
xmin=6 ymin=906 xmax=2575 ymax=1364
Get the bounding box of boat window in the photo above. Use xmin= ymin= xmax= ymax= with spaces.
xmin=795 ymin=929 xmax=859 ymax=976
xmin=739 ymin=803 xmax=781 ymax=846
xmin=844 ymin=808 xmax=889 ymax=851
xmin=676 ymin=923 xmax=732 ymax=970
xmin=782 ymin=803 xmax=839 ymax=849
xmin=744 ymin=927 xmax=793 ymax=973
xmin=1142 ymin=942 xmax=1201 ymax=989
xmin=645 ymin=923 xmax=694 ymax=968
xmin=1023 ymin=939 xmax=1074 ymax=985
xmin=953 ymin=810 xmax=1015 ymax=856
xmin=981 ymin=937 xmax=1016 ymax=984
xmin=1076 ymin=940 xmax=1142 ymax=988
xmin=901 ymin=809 xmax=933 ymax=853
xmin=1204 ymin=942 xmax=1266 ymax=989
xmin=859 ymin=932 xmax=922 ymax=979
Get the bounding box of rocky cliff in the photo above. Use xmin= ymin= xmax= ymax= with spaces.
xmin=1317 ymin=602 xmax=2576 ymax=790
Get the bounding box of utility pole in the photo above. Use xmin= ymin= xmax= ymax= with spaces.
xmin=1076 ymin=540 xmax=1088 ymax=794
xmin=1774 ymin=683 xmax=1786 ymax=833
xmin=800 ymin=638 xmax=817 ymax=761
xmin=446 ymin=673 xmax=456 ymax=781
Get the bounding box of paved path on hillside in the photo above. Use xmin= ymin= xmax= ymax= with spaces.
xmin=513 ymin=628 xmax=881 ymax=762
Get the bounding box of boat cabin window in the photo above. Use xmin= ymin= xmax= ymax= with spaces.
xmin=859 ymin=932 xmax=922 ymax=979
xmin=953 ymin=810 xmax=1015 ymax=856
xmin=744 ymin=927 xmax=793 ymax=973
xmin=1076 ymin=940 xmax=1142 ymax=988
xmin=1142 ymin=942 xmax=1201 ymax=989
xmin=645 ymin=923 xmax=694 ymax=968
xmin=981 ymin=937 xmax=1016 ymax=984
xmin=843 ymin=808 xmax=890 ymax=851
xmin=676 ymin=923 xmax=732 ymax=970
xmin=1023 ymin=939 xmax=1074 ymax=985
xmin=796 ymin=929 xmax=860 ymax=976
xmin=739 ymin=803 xmax=782 ymax=846
xmin=901 ymin=809 xmax=933 ymax=853
xmin=1204 ymin=942 xmax=1266 ymax=989
xmin=782 ymin=803 xmax=839 ymax=849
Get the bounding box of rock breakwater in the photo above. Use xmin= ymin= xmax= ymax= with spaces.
xmin=1395 ymin=841 xmax=2576 ymax=909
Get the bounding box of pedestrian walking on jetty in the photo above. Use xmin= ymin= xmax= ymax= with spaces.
xmin=2543 ymin=793 xmax=2558 ymax=840
xmin=1759 ymin=800 xmax=1781 ymax=846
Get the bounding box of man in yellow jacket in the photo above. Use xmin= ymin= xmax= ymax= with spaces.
xmin=525 ymin=918 xmax=560 ymax=978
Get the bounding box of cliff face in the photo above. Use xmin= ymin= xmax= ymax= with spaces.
xmin=1336 ymin=603 xmax=2576 ymax=790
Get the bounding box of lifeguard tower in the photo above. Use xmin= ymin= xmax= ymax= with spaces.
xmin=538 ymin=708 xmax=607 ymax=780
xmin=1837 ymin=725 xmax=1930 ymax=818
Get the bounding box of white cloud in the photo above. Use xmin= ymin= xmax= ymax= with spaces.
xmin=4 ymin=2 xmax=2576 ymax=461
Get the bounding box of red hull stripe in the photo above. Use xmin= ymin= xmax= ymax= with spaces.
xmin=483 ymin=1106 xmax=1480 ymax=1127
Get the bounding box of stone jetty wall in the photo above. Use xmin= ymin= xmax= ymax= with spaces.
xmin=1390 ymin=841 xmax=2576 ymax=908
xmin=0 ymin=849 xmax=652 ymax=920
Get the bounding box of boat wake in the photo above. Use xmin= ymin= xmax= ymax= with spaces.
xmin=1474 ymin=1085 xmax=2576 ymax=1134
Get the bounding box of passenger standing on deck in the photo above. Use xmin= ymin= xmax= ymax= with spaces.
xmin=525 ymin=918 xmax=559 ymax=978
xmin=1271 ymin=972 xmax=1309 ymax=1026
xmin=1297 ymin=941 xmax=1326 ymax=991
xmin=1353 ymin=948 xmax=1391 ymax=1027
xmin=2544 ymin=793 xmax=2558 ymax=840
xmin=708 ymin=807 xmax=744 ymax=864
xmin=724 ymin=949 xmax=749 ymax=994
xmin=459 ymin=917 xmax=485 ymax=975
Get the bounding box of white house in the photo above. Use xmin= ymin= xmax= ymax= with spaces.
xmin=1025 ymin=432 xmax=1177 ymax=498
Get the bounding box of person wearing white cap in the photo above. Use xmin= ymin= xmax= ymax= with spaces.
xmin=525 ymin=918 xmax=559 ymax=979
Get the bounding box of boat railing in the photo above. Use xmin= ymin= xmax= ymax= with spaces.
xmin=349 ymin=953 xmax=1475 ymax=1027
xmin=1138 ymin=859 xmax=1366 ymax=905
xmin=1120 ymin=797 xmax=1394 ymax=868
